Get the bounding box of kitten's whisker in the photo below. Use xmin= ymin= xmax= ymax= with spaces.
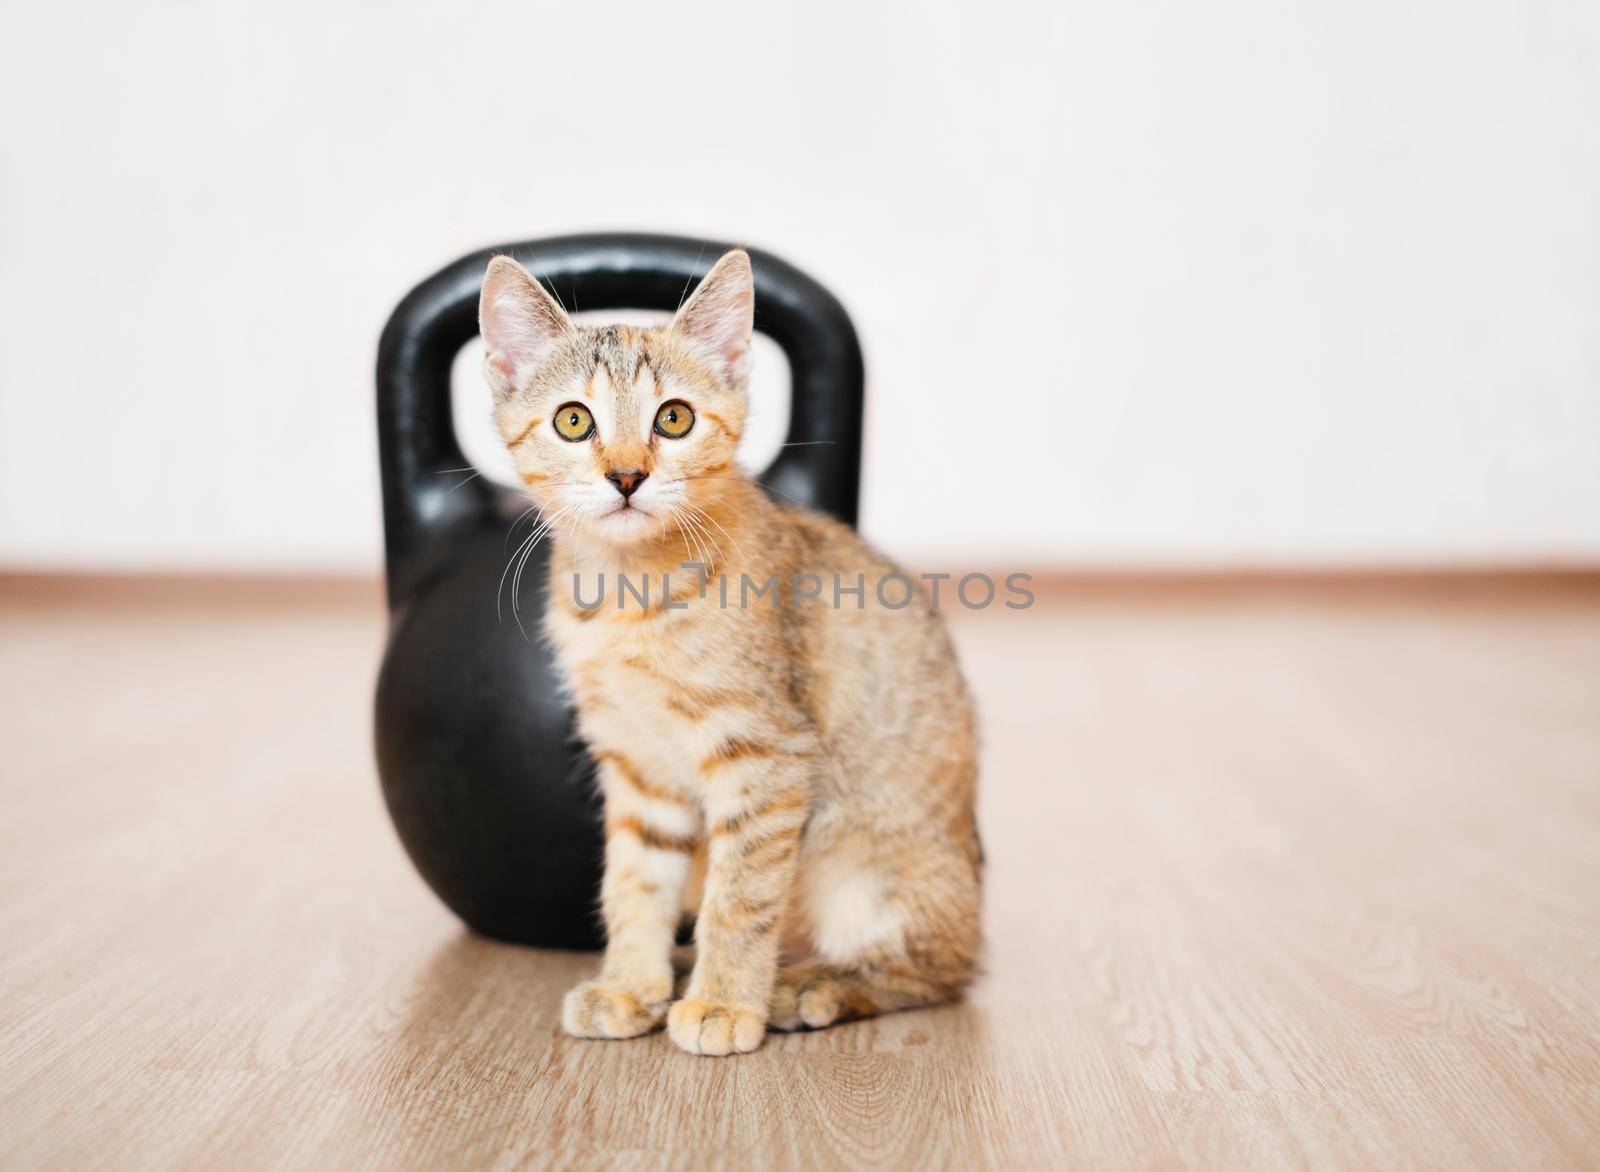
xmin=687 ymin=512 xmax=721 ymax=570
xmin=497 ymin=526 xmax=540 ymax=624
xmin=533 ymin=260 xmax=569 ymax=314
xmin=686 ymin=503 xmax=746 ymax=568
xmin=504 ymin=502 xmax=542 ymax=551
xmin=510 ymin=504 xmax=573 ymax=639
xmin=506 ymin=513 xmax=558 ymax=604
xmin=677 ymin=243 xmax=709 ymax=311
xmin=679 ymin=508 xmax=726 ymax=572
xmin=500 ymin=502 xmax=573 ymax=633
xmin=672 ymin=508 xmax=710 ymax=571
xmin=687 ymin=503 xmax=720 ymax=562
xmin=669 ymin=513 xmax=696 ymax=566
xmin=669 ymin=515 xmax=709 ymax=589
xmin=505 ymin=486 xmax=590 ymax=550
xmin=512 ymin=537 xmax=537 ymax=640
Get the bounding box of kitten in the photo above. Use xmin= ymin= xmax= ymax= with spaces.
xmin=479 ymin=249 xmax=981 ymax=1056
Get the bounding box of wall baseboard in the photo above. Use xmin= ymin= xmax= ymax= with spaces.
xmin=0 ymin=571 xmax=385 ymax=608
xmin=3 ymin=567 xmax=1598 ymax=612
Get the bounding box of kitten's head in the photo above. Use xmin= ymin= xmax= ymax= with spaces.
xmin=479 ymin=249 xmax=753 ymax=548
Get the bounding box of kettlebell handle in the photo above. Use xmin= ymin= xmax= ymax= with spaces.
xmin=376 ymin=233 xmax=866 ymax=608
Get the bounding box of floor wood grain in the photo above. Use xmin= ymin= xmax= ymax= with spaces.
xmin=1 ymin=576 xmax=1598 ymax=1170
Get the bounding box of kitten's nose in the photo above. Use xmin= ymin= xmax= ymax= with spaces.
xmin=606 ymin=469 xmax=648 ymax=499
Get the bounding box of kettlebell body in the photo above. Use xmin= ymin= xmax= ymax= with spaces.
xmin=374 ymin=234 xmax=864 ymax=948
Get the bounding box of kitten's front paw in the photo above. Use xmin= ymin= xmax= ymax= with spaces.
xmin=562 ymin=981 xmax=667 ymax=1040
xmin=666 ymin=998 xmax=766 ymax=1056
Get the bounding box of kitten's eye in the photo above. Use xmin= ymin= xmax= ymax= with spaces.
xmin=552 ymin=403 xmax=595 ymax=442
xmin=653 ymin=400 xmax=695 ymax=439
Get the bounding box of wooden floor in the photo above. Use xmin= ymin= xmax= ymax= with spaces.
xmin=2 ymin=576 xmax=1598 ymax=1170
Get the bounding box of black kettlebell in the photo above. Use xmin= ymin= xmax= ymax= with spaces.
xmin=373 ymin=234 xmax=865 ymax=949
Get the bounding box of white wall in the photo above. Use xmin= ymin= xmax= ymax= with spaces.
xmin=2 ymin=0 xmax=1597 ymax=574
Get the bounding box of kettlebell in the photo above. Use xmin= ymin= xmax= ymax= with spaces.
xmin=374 ymin=234 xmax=865 ymax=949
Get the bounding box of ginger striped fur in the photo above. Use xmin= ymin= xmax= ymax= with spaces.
xmin=479 ymin=249 xmax=982 ymax=1056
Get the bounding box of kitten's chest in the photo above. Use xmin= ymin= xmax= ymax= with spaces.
xmin=549 ymin=606 xmax=728 ymax=786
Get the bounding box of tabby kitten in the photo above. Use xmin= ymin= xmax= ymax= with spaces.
xmin=479 ymin=249 xmax=981 ymax=1056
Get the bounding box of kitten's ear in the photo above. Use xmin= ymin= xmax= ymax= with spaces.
xmin=479 ymin=256 xmax=573 ymax=398
xmin=671 ymin=249 xmax=754 ymax=386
